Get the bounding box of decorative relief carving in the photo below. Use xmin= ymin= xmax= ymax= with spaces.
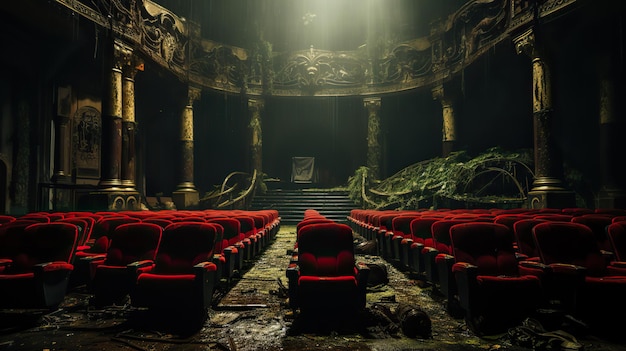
xmin=189 ymin=45 xmax=245 ymax=89
xmin=444 ymin=0 xmax=509 ymax=66
xmin=140 ymin=1 xmax=187 ymax=67
xmin=273 ymin=46 xmax=366 ymax=90
xmin=73 ymin=105 xmax=102 ymax=178
xmin=375 ymin=44 xmax=432 ymax=84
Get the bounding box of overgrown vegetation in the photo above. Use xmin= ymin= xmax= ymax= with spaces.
xmin=348 ymin=147 xmax=535 ymax=210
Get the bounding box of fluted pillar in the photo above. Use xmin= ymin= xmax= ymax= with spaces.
xmin=514 ymin=28 xmax=575 ymax=208
xmin=364 ymin=97 xmax=382 ymax=180
xmin=432 ymin=85 xmax=457 ymax=157
xmin=121 ymin=56 xmax=142 ymax=190
xmin=52 ymin=87 xmax=72 ymax=184
xmin=172 ymin=86 xmax=201 ymax=210
xmin=248 ymin=98 xmax=264 ymax=174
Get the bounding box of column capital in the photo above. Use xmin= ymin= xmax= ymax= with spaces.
xmin=122 ymin=55 xmax=143 ymax=80
xmin=187 ymin=86 xmax=202 ymax=106
xmin=113 ymin=39 xmax=134 ymax=72
xmin=363 ymin=97 xmax=381 ymax=111
xmin=248 ymin=97 xmax=265 ymax=111
xmin=431 ymin=84 xmax=455 ymax=107
xmin=513 ymin=27 xmax=538 ymax=58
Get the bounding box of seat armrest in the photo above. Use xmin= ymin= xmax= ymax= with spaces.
xmin=548 ymin=263 xmax=587 ymax=276
xmin=515 ymin=252 xmax=529 ymax=261
xmin=286 ymin=264 xmax=299 ymax=281
xmin=601 ymin=249 xmax=615 ymax=262
xmin=0 ymin=258 xmax=12 ymax=268
xmin=518 ymin=260 xmax=549 ymax=278
xmin=610 ymin=261 xmax=626 ymax=269
xmin=451 ymin=262 xmax=478 ymax=311
xmin=356 ymin=262 xmax=371 ymax=288
xmin=80 ymin=254 xmax=107 ymax=262
xmin=33 ymin=261 xmax=74 ymax=273
xmin=127 ymin=260 xmax=154 ymax=273
xmin=193 ymin=261 xmax=217 ymax=272
xmin=286 ymin=264 xmax=300 ymax=309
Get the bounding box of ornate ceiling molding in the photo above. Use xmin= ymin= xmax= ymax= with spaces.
xmin=54 ymin=0 xmax=578 ymax=97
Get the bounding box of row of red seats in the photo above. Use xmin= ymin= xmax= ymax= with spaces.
xmin=0 ymin=209 xmax=280 ymax=316
xmin=348 ymin=208 xmax=626 ymax=337
xmin=286 ymin=209 xmax=370 ymax=316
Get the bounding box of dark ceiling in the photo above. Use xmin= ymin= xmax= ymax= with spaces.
xmin=155 ymin=0 xmax=469 ymax=51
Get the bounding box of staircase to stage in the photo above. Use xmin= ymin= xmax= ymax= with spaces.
xmin=249 ymin=189 xmax=357 ymax=225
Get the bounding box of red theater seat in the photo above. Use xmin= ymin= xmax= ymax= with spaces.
xmin=524 ymin=221 xmax=626 ymax=336
xmin=0 ymin=222 xmax=78 ymax=309
xmin=90 ymin=222 xmax=163 ymax=306
xmin=286 ymin=223 xmax=369 ymax=315
xmin=131 ymin=222 xmax=218 ymax=322
xmin=450 ymin=222 xmax=543 ymax=335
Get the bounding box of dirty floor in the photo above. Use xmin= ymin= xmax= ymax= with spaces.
xmin=0 ymin=225 xmax=624 ymax=351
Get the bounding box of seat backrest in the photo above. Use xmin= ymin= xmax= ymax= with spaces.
xmin=141 ymin=217 xmax=174 ymax=229
xmin=571 ymin=214 xmax=614 ymax=251
xmin=533 ymin=214 xmax=573 ymax=222
xmin=409 ymin=217 xmax=440 ymax=244
xmin=90 ymin=216 xmax=142 ymax=253
xmin=156 ymin=222 xmax=217 ymax=274
xmin=0 ymin=215 xmax=16 ymax=225
xmin=450 ymin=222 xmax=518 ymax=276
xmin=104 ymin=222 xmax=163 ymax=266
xmin=379 ymin=214 xmax=398 ymax=231
xmin=297 ymin=223 xmax=355 ymax=277
xmin=10 ymin=222 xmax=78 ymax=273
xmin=608 ymin=222 xmax=626 ymax=262
xmin=18 ymin=214 xmax=50 ymax=223
xmin=392 ymin=215 xmax=420 ymax=237
xmin=206 ymin=217 xmax=242 ymax=245
xmin=532 ymin=222 xmax=607 ymax=276
xmin=493 ymin=214 xmax=532 ymax=231
xmin=296 ymin=218 xmax=334 ymax=234
xmin=59 ymin=216 xmax=96 ymax=247
xmin=232 ymin=216 xmax=257 ymax=239
xmin=512 ymin=218 xmax=547 ymax=258
xmin=430 ymin=219 xmax=473 ymax=254
xmin=0 ymin=220 xmax=38 ymax=259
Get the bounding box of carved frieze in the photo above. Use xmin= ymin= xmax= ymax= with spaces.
xmin=189 ymin=45 xmax=245 ymax=91
xmin=374 ymin=43 xmax=432 ymax=84
xmin=273 ymin=46 xmax=366 ymax=90
xmin=54 ymin=0 xmax=578 ymax=97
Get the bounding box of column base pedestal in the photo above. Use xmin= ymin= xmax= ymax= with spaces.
xmin=81 ymin=190 xmax=141 ymax=211
xmin=527 ymin=189 xmax=576 ymax=209
xmin=172 ymin=190 xmax=199 ymax=210
xmin=596 ymin=188 xmax=626 ymax=209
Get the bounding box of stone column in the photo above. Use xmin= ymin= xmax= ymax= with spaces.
xmin=432 ymin=85 xmax=457 ymax=157
xmin=172 ymin=86 xmax=201 ymax=210
xmin=248 ymin=98 xmax=264 ymax=174
xmin=88 ymin=40 xmax=142 ymax=210
xmin=99 ymin=40 xmax=129 ymax=189
xmin=121 ymin=56 xmax=142 ymax=191
xmin=52 ymin=87 xmax=72 ymax=184
xmin=514 ymin=28 xmax=575 ymax=209
xmin=597 ymin=54 xmax=626 ymax=208
xmin=364 ymin=97 xmax=382 ymax=180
